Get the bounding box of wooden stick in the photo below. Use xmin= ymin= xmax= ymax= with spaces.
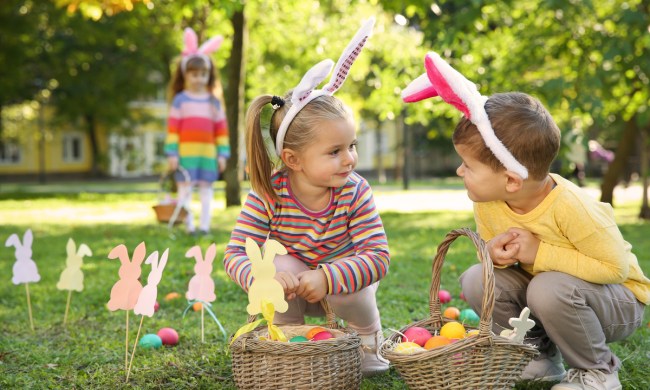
xmin=25 ymin=283 xmax=34 ymax=331
xmin=63 ymin=290 xmax=72 ymax=325
xmin=125 ymin=311 xmax=129 ymax=372
xmin=126 ymin=316 xmax=144 ymax=382
xmin=201 ymin=305 xmax=205 ymax=343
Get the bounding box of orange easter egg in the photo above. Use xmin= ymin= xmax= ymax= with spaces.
xmin=440 ymin=322 xmax=466 ymax=340
xmin=192 ymin=302 xmax=203 ymax=311
xmin=306 ymin=326 xmax=327 ymax=339
xmin=424 ymin=335 xmax=452 ymax=349
xmin=310 ymin=331 xmax=334 ymax=341
xmin=443 ymin=306 xmax=460 ymax=320
xmin=165 ymin=292 xmax=181 ymax=301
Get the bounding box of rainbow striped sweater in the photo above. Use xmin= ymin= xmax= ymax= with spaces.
xmin=223 ymin=171 xmax=390 ymax=295
xmin=164 ymin=91 xmax=230 ymax=182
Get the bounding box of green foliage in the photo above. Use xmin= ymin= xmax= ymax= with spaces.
xmin=0 ymin=188 xmax=648 ymax=389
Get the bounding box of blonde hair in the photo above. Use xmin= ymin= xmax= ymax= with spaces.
xmin=245 ymin=93 xmax=353 ymax=202
xmin=452 ymin=92 xmax=560 ymax=180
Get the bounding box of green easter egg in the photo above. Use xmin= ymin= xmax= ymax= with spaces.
xmin=289 ymin=335 xmax=309 ymax=342
xmin=459 ymin=308 xmax=480 ymax=325
xmin=139 ymin=333 xmax=163 ymax=349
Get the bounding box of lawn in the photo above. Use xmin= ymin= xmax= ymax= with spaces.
xmin=0 ymin=185 xmax=648 ymax=389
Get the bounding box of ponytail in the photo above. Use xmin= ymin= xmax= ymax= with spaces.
xmin=245 ymin=95 xmax=280 ymax=203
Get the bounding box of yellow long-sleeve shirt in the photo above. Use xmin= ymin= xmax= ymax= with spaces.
xmin=474 ymin=173 xmax=650 ymax=305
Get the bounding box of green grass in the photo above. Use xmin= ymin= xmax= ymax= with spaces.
xmin=0 ymin=188 xmax=648 ymax=389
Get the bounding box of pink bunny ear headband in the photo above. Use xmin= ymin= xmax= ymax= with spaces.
xmin=402 ymin=52 xmax=529 ymax=179
xmin=273 ymin=17 xmax=375 ymax=156
xmin=181 ymin=27 xmax=224 ymax=74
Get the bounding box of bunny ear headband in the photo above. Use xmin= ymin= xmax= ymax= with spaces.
xmin=181 ymin=27 xmax=224 ymax=74
xmin=402 ymin=51 xmax=529 ymax=179
xmin=274 ymin=17 xmax=375 ymax=156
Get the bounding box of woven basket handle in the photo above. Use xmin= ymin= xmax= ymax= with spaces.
xmin=246 ymin=299 xmax=340 ymax=329
xmin=428 ymin=228 xmax=495 ymax=340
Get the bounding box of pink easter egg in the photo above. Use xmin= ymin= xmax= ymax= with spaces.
xmin=154 ymin=301 xmax=160 ymax=312
xmin=439 ymin=290 xmax=452 ymax=303
xmin=310 ymin=331 xmax=334 ymax=341
xmin=402 ymin=326 xmax=433 ymax=347
xmin=157 ymin=327 xmax=179 ymax=346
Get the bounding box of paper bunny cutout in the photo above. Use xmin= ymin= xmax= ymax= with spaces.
xmin=6 ymin=229 xmax=40 ymax=285
xmin=246 ymin=238 xmax=289 ymax=315
xmin=500 ymin=307 xmax=536 ymax=343
xmin=185 ymin=244 xmax=217 ymax=303
xmin=401 ymin=51 xmax=529 ymax=179
xmin=133 ymin=249 xmax=168 ymax=318
xmin=274 ymin=17 xmax=375 ymax=155
xmin=57 ymin=238 xmax=92 ymax=292
xmin=180 ymin=27 xmax=224 ymax=74
xmin=107 ymin=242 xmax=146 ymax=311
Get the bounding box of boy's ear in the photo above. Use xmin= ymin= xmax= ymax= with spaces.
xmin=281 ymin=149 xmax=301 ymax=171
xmin=504 ymin=170 xmax=524 ymax=193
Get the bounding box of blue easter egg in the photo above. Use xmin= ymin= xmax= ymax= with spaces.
xmin=289 ymin=336 xmax=309 ymax=342
xmin=139 ymin=333 xmax=163 ymax=349
xmin=459 ymin=308 xmax=480 ymax=325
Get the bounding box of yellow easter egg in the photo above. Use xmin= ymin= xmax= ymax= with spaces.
xmin=440 ymin=322 xmax=466 ymax=340
xmin=466 ymin=329 xmax=480 ymax=337
xmin=393 ymin=341 xmax=426 ymax=354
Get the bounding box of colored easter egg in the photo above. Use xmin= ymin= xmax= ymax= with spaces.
xmin=393 ymin=341 xmax=425 ymax=354
xmin=439 ymin=290 xmax=452 ymax=303
xmin=157 ymin=327 xmax=179 ymax=346
xmin=466 ymin=329 xmax=480 ymax=337
xmin=424 ymin=335 xmax=452 ymax=350
xmin=310 ymin=331 xmax=334 ymax=341
xmin=440 ymin=322 xmax=466 ymax=340
xmin=306 ymin=326 xmax=327 ymax=339
xmin=139 ymin=334 xmax=163 ymax=349
xmin=460 ymin=292 xmax=466 ymax=301
xmin=154 ymin=301 xmax=160 ymax=312
xmin=289 ymin=335 xmax=309 ymax=342
xmin=402 ymin=326 xmax=433 ymax=346
xmin=164 ymin=292 xmax=181 ymax=301
xmin=459 ymin=308 xmax=480 ymax=325
xmin=192 ymin=302 xmax=203 ymax=311
xmin=443 ymin=306 xmax=460 ymax=320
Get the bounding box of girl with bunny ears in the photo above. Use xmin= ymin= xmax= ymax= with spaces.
xmin=164 ymin=27 xmax=230 ymax=235
xmin=223 ymin=18 xmax=391 ymax=377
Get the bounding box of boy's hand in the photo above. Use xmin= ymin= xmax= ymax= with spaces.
xmin=506 ymin=228 xmax=540 ymax=265
xmin=296 ymin=269 xmax=328 ymax=303
xmin=274 ymin=271 xmax=300 ymax=300
xmin=487 ymin=232 xmax=520 ymax=266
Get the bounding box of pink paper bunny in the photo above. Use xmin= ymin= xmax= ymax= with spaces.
xmin=185 ymin=244 xmax=216 ymax=303
xmin=6 ymin=229 xmax=40 ymax=285
xmin=107 ymin=242 xmax=146 ymax=311
xmin=134 ymin=249 xmax=168 ymax=318
xmin=57 ymin=238 xmax=92 ymax=292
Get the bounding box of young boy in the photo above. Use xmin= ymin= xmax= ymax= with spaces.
xmin=403 ymin=53 xmax=649 ymax=390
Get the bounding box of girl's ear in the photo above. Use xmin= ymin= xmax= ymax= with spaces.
xmin=504 ymin=170 xmax=524 ymax=193
xmin=281 ymin=149 xmax=302 ymax=172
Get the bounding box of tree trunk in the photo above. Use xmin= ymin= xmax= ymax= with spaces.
xmin=85 ymin=114 xmax=101 ymax=177
xmin=224 ymin=8 xmax=246 ymax=207
xmin=600 ymin=119 xmax=638 ymax=205
xmin=639 ymin=126 xmax=650 ymax=219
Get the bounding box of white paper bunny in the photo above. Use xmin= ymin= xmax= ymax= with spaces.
xmin=6 ymin=229 xmax=40 ymax=285
xmin=186 ymin=244 xmax=217 ymax=303
xmin=57 ymin=238 xmax=92 ymax=292
xmin=134 ymin=249 xmax=169 ymax=318
xmin=245 ymin=238 xmax=289 ymax=315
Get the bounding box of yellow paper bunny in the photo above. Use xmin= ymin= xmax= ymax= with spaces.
xmin=245 ymin=238 xmax=288 ymax=315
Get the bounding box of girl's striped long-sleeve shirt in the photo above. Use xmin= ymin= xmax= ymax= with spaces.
xmin=164 ymin=91 xmax=230 ymax=182
xmin=223 ymin=171 xmax=390 ymax=295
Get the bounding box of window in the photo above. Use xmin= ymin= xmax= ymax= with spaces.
xmin=0 ymin=140 xmax=21 ymax=164
xmin=62 ymin=133 xmax=83 ymax=162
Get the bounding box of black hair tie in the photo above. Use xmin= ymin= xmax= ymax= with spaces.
xmin=271 ymin=96 xmax=285 ymax=110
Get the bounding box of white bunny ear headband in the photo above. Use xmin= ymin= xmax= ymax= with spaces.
xmin=181 ymin=27 xmax=224 ymax=74
xmin=273 ymin=17 xmax=375 ymax=156
xmin=401 ymin=52 xmax=529 ymax=179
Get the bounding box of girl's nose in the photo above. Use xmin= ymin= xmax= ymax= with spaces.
xmin=456 ymin=164 xmax=464 ymax=177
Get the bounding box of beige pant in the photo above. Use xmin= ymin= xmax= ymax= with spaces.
xmin=460 ymin=264 xmax=646 ymax=373
xmin=272 ymin=254 xmax=382 ymax=335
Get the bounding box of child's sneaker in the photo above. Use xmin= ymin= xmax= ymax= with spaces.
xmin=521 ymin=344 xmax=566 ymax=381
xmin=551 ymin=368 xmax=622 ymax=390
xmin=359 ymin=331 xmax=389 ymax=377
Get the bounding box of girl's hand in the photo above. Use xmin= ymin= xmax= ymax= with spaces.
xmin=506 ymin=228 xmax=540 ymax=265
xmin=295 ymin=269 xmax=327 ymax=303
xmin=167 ymin=156 xmax=178 ymax=171
xmin=274 ymin=271 xmax=300 ymax=300
xmin=218 ymin=157 xmax=227 ymax=173
xmin=487 ymin=231 xmax=519 ymax=266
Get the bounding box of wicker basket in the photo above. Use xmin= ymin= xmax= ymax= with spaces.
xmin=152 ymin=203 xmax=187 ymax=224
xmin=229 ymin=300 xmax=362 ymax=390
xmin=152 ymin=167 xmax=190 ymax=224
xmin=380 ymin=228 xmax=539 ymax=389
